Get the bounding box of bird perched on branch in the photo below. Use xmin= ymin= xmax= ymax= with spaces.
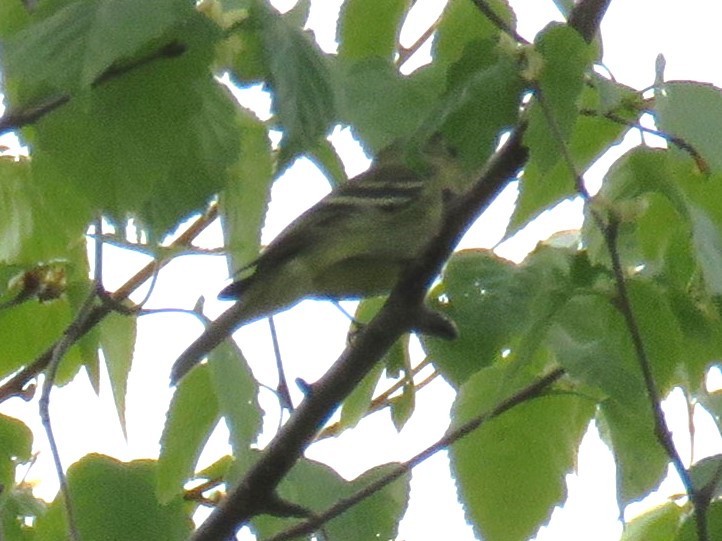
xmin=170 ymin=136 xmax=463 ymax=384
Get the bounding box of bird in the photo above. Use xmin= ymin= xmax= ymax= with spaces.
xmin=170 ymin=136 xmax=462 ymax=384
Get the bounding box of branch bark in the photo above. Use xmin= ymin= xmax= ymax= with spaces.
xmin=190 ymin=1 xmax=613 ymax=538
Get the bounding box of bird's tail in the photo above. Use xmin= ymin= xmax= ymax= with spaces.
xmin=169 ymin=301 xmax=257 ymax=385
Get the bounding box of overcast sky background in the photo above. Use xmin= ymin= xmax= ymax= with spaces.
xmin=2 ymin=1 xmax=722 ymax=539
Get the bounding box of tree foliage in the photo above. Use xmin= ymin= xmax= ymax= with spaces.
xmin=1 ymin=0 xmax=722 ymax=540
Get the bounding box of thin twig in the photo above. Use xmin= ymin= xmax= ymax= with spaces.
xmin=603 ymin=217 xmax=706 ymax=541
xmin=397 ymin=13 xmax=442 ymax=68
xmin=268 ymin=317 xmax=293 ymax=413
xmin=470 ymin=0 xmax=528 ymax=44
xmin=316 ymin=356 xmax=436 ymax=440
xmin=0 ymin=41 xmax=186 ymax=136
xmin=0 ymin=203 xmax=219 ymax=402
xmin=580 ymin=108 xmax=708 ymax=172
xmin=189 ymin=124 xmax=530 ymax=541
xmin=38 ymin=289 xmax=98 ymax=541
xmin=536 ymin=88 xmax=591 ymax=199
xmin=263 ymin=368 xmax=566 ymax=541
xmin=540 ymin=83 xmax=707 ymax=540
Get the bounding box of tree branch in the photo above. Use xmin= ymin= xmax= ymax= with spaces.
xmin=264 ymin=368 xmax=566 ymax=541
xmin=0 ymin=41 xmax=186 ymax=136
xmin=191 ymin=126 xmax=528 ymax=541
xmin=189 ymin=0 xmax=614 ymax=536
xmin=0 ymin=204 xmax=219 ymax=402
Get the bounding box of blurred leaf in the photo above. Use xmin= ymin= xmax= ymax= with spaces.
xmin=253 ymin=458 xmax=410 ymax=541
xmin=0 ymin=0 xmax=30 ymax=38
xmin=0 ymin=297 xmax=82 ymax=379
xmin=256 ymin=1 xmax=335 ymax=164
xmin=524 ymin=24 xmax=594 ymax=174
xmin=433 ymin=0 xmax=515 ymax=66
xmin=656 ymin=81 xmax=722 ymax=174
xmin=158 ymin=366 xmax=220 ymax=503
xmin=598 ymin=399 xmax=668 ymax=507
xmin=620 ymin=503 xmax=681 ymax=541
xmin=208 ymin=339 xmax=262 ymax=461
xmin=335 ymin=57 xmax=444 ymax=152
xmin=389 ymin=377 xmax=415 ymax=432
xmin=689 ymin=454 xmax=722 ymax=500
xmin=437 ymin=41 xmax=524 ymax=171
xmin=0 ymin=158 xmax=90 ymax=264
xmin=338 ymin=0 xmax=409 ymax=61
xmin=30 ymin=13 xmax=239 ymax=238
xmin=0 ymin=415 xmax=32 ymax=491
xmin=3 ymin=0 xmax=194 ymax=98
xmin=220 ymin=109 xmax=274 ymax=274
xmin=451 ymin=364 xmax=594 ymax=541
xmin=67 ymin=454 xmax=191 ymax=541
xmin=687 ymin=202 xmax=722 ymax=296
xmin=99 ymin=312 xmax=137 ymax=438
xmin=0 ymin=484 xmax=48 ymax=541
xmin=676 ymin=500 xmax=722 ymax=541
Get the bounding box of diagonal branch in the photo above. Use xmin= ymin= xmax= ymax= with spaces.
xmin=0 ymin=204 xmax=219 ymax=402
xmin=191 ymin=127 xmax=528 ymax=541
xmin=264 ymin=368 xmax=566 ymax=541
xmin=189 ymin=1 xmax=613 ymax=538
xmin=0 ymin=41 xmax=186 ymax=136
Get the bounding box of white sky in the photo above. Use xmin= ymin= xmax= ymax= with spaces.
xmin=2 ymin=1 xmax=722 ymax=540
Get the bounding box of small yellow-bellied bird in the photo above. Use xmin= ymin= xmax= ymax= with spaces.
xmin=170 ymin=137 xmax=463 ymax=384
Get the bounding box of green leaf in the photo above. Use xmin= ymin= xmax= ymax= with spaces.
xmin=451 ymin=364 xmax=594 ymax=541
xmin=433 ymin=0 xmax=516 ymax=66
xmin=688 ymin=202 xmax=722 ymax=295
xmin=511 ymin=107 xmax=626 ymax=233
xmin=329 ymin=463 xmax=410 ymax=541
xmin=207 ymin=339 xmax=262 ymax=461
xmin=549 ymin=295 xmax=645 ymax=403
xmin=689 ymin=454 xmax=722 ymax=500
xmin=656 ymin=81 xmax=722 ymax=174
xmin=0 ymin=415 xmax=32 ymax=491
xmin=425 ymin=246 xmax=578 ymax=387
xmin=67 ymin=454 xmax=191 ymax=541
xmin=0 ymin=158 xmax=90 ymax=264
xmin=158 ymin=366 xmax=220 ymax=502
xmin=335 ymin=57 xmax=444 ymax=151
xmin=253 ymin=458 xmax=410 ymax=541
xmin=598 ymin=399 xmax=668 ymax=507
xmin=424 ymin=250 xmax=527 ymax=386
xmin=437 ymin=42 xmax=524 ymax=171
xmin=33 ymin=498 xmax=68 ymax=541
xmin=676 ymin=500 xmax=722 ymax=541
xmin=525 ymin=25 xmax=594 ymax=173
xmin=219 ymin=109 xmax=274 ymax=274
xmin=338 ymin=0 xmax=409 ymax=61
xmin=620 ymin=503 xmax=681 ymax=541
xmin=99 ymin=312 xmax=137 ymax=437
xmin=0 ymin=0 xmax=30 ymax=39
xmin=3 ymin=0 xmax=193 ymax=96
xmin=31 ymin=13 xmax=241 ymax=237
xmin=668 ymin=292 xmax=722 ymax=387
xmin=0 ymin=297 xmax=81 ymax=379
xmin=256 ymin=2 xmax=335 ymax=164
xmin=340 ymin=362 xmax=384 ymax=431
xmin=0 ymin=484 xmax=48 ymax=541
xmin=625 ymin=279 xmax=683 ymax=394
xmin=389 ymin=377 xmax=415 ymax=431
